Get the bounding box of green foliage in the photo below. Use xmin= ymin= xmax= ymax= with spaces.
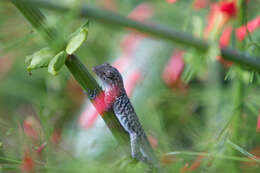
xmin=26 ymin=47 xmax=55 ymax=72
xmin=48 ymin=51 xmax=67 ymax=75
xmin=1 ymin=0 xmax=260 ymax=173
xmin=66 ymin=21 xmax=89 ymax=55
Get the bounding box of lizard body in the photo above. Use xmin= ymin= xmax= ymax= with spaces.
xmin=92 ymin=63 xmax=160 ymax=171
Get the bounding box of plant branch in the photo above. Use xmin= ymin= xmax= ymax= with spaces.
xmin=166 ymin=151 xmax=260 ymax=163
xmin=20 ymin=0 xmax=260 ymax=71
xmin=10 ymin=0 xmax=129 ymax=146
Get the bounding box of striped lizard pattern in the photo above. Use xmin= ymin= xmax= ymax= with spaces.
xmin=92 ymin=63 xmax=160 ymax=172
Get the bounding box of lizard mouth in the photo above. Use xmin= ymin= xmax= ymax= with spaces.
xmin=92 ymin=65 xmax=105 ymax=80
xmin=92 ymin=66 xmax=97 ymax=72
xmin=92 ymin=66 xmax=100 ymax=75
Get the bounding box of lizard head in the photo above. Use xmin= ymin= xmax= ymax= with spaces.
xmin=92 ymin=63 xmax=124 ymax=89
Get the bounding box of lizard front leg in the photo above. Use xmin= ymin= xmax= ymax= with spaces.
xmin=86 ymin=88 xmax=98 ymax=100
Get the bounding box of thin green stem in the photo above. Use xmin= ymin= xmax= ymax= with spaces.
xmin=65 ymin=55 xmax=129 ymax=145
xmin=165 ymin=151 xmax=260 ymax=163
xmin=227 ymin=140 xmax=259 ymax=162
xmin=20 ymin=0 xmax=260 ymax=71
xmin=10 ymin=0 xmax=129 ymax=147
xmin=0 ymin=156 xmax=21 ymax=164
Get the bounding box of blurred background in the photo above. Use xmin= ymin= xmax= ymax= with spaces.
xmin=1 ymin=0 xmax=260 ymax=172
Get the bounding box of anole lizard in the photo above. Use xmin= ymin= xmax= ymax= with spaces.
xmin=92 ymin=63 xmax=160 ymax=172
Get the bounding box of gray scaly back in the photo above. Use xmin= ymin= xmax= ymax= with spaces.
xmin=93 ymin=63 xmax=160 ymax=171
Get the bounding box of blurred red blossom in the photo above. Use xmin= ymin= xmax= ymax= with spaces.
xmin=204 ymin=1 xmax=238 ymax=66
xmin=220 ymin=1 xmax=237 ymax=17
xmin=0 ymin=56 xmax=13 ymax=80
xmin=219 ymin=26 xmax=233 ymax=48
xmin=236 ymin=16 xmax=260 ymax=41
xmin=50 ymin=129 xmax=62 ymax=145
xmin=147 ymin=135 xmax=158 ymax=149
xmin=180 ymin=155 xmax=205 ymax=172
xmin=120 ymin=33 xmax=146 ymax=55
xmin=160 ymin=154 xmax=178 ymax=166
xmin=125 ymin=70 xmax=142 ymax=96
xmin=188 ymin=155 xmax=205 ymax=171
xmin=166 ymin=0 xmax=177 ymax=4
xmin=35 ymin=142 xmax=47 ymax=154
xmin=79 ymin=105 xmax=98 ymax=129
xmin=256 ymin=115 xmax=260 ymax=132
xmin=180 ymin=163 xmax=189 ymax=173
xmin=162 ymin=50 xmax=185 ymax=87
xmin=204 ymin=3 xmax=224 ymax=38
xmin=218 ymin=26 xmax=234 ymax=66
xmin=20 ymin=151 xmax=35 ymax=173
xmin=193 ymin=0 xmax=209 ymax=10
xmin=204 ymin=1 xmax=237 ymax=39
xmin=128 ymin=3 xmax=153 ymax=22
xmin=23 ymin=117 xmax=40 ymax=140
xmin=99 ymin=0 xmax=117 ymax=11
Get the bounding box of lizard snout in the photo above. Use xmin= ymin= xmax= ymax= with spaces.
xmin=92 ymin=66 xmax=98 ymax=73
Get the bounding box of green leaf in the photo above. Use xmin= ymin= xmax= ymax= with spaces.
xmin=48 ymin=51 xmax=67 ymax=75
xmin=26 ymin=47 xmax=54 ymax=72
xmin=227 ymin=140 xmax=260 ymax=162
xmin=65 ymin=28 xmax=88 ymax=55
xmin=81 ymin=20 xmax=90 ymax=29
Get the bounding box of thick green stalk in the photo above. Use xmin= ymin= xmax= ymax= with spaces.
xmin=65 ymin=55 xmax=129 ymax=145
xmin=19 ymin=0 xmax=260 ymax=71
xmin=10 ymin=0 xmax=129 ymax=146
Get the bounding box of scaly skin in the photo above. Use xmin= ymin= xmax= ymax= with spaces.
xmin=92 ymin=63 xmax=160 ymax=171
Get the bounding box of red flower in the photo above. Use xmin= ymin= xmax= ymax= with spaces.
xmin=180 ymin=163 xmax=189 ymax=173
xmin=220 ymin=1 xmax=237 ymax=18
xmin=23 ymin=117 xmax=39 ymax=140
xmin=20 ymin=152 xmax=35 ymax=173
xmin=120 ymin=33 xmax=145 ymax=55
xmin=257 ymin=115 xmax=260 ymax=132
xmin=50 ymin=130 xmax=62 ymax=145
xmin=79 ymin=104 xmax=99 ymax=129
xmin=236 ymin=16 xmax=260 ymax=41
xmin=124 ymin=70 xmax=142 ymax=96
xmin=188 ymin=155 xmax=205 ymax=171
xmin=219 ymin=26 xmax=233 ymax=48
xmin=0 ymin=56 xmax=13 ymax=80
xmin=128 ymin=3 xmax=153 ymax=22
xmin=218 ymin=26 xmax=233 ymax=66
xmin=162 ymin=50 xmax=185 ymax=86
xmin=147 ymin=135 xmax=158 ymax=149
xmin=204 ymin=1 xmax=237 ymax=39
xmin=204 ymin=3 xmax=224 ymax=38
xmin=99 ymin=0 xmax=117 ymax=11
xmin=166 ymin=0 xmax=177 ymax=4
xmin=35 ymin=143 xmax=47 ymax=154
xmin=193 ymin=0 xmax=209 ymax=10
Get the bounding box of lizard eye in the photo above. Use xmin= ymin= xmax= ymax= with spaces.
xmin=105 ymin=70 xmax=114 ymax=79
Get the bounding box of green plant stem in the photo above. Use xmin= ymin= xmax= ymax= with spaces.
xmin=20 ymin=0 xmax=260 ymax=71
xmin=10 ymin=0 xmax=129 ymax=147
xmin=65 ymin=55 xmax=128 ymax=145
xmin=166 ymin=151 xmax=260 ymax=163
